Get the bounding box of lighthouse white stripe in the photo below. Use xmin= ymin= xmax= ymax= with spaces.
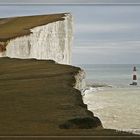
xmin=133 ymin=71 xmax=137 ymax=75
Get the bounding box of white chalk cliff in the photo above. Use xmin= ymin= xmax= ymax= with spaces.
xmin=0 ymin=13 xmax=73 ymax=64
xmin=74 ymin=69 xmax=86 ymax=91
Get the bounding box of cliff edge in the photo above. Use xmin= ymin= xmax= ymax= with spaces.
xmin=0 ymin=58 xmax=136 ymax=137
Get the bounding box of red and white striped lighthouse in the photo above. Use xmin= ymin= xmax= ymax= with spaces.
xmin=130 ymin=66 xmax=137 ymax=85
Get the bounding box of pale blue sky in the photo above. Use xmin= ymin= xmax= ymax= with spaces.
xmin=0 ymin=5 xmax=140 ymax=64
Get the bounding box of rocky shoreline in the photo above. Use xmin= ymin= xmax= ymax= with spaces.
xmin=0 ymin=58 xmax=138 ymax=138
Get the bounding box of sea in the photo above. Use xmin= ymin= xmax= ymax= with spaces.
xmin=77 ymin=64 xmax=140 ymax=135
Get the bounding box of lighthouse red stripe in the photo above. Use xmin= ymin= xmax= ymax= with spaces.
xmin=133 ymin=75 xmax=137 ymax=80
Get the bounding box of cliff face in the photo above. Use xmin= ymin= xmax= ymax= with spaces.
xmin=0 ymin=13 xmax=73 ymax=64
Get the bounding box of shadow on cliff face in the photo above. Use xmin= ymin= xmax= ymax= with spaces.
xmin=59 ymin=117 xmax=102 ymax=129
xmin=0 ymin=43 xmax=7 ymax=52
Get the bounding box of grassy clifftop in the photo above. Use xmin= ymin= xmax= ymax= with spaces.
xmin=0 ymin=57 xmax=100 ymax=135
xmin=0 ymin=13 xmax=66 ymax=42
xmin=0 ymin=58 xmax=138 ymax=138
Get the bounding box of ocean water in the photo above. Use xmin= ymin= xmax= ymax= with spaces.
xmin=77 ymin=64 xmax=140 ymax=134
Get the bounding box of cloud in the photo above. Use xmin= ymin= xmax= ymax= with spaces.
xmin=73 ymin=41 xmax=140 ymax=54
xmin=72 ymin=41 xmax=140 ymax=64
xmin=75 ymin=23 xmax=137 ymax=33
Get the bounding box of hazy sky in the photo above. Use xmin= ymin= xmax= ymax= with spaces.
xmin=0 ymin=0 xmax=140 ymax=3
xmin=0 ymin=5 xmax=140 ymax=64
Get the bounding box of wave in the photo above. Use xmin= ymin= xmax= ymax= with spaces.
xmin=81 ymin=85 xmax=107 ymax=96
xmin=87 ymin=81 xmax=140 ymax=89
xmin=87 ymin=82 xmax=112 ymax=88
xmin=116 ymin=128 xmax=140 ymax=135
